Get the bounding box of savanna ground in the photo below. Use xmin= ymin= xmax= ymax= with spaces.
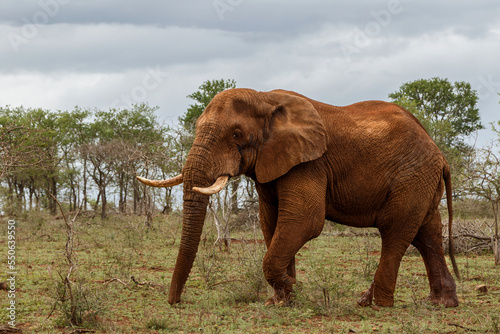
xmin=1 ymin=211 xmax=499 ymax=333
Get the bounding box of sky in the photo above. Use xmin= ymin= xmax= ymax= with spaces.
xmin=1 ymin=0 xmax=499 ymax=146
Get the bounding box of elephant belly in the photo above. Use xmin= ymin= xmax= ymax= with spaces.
xmin=325 ymin=209 xmax=378 ymax=228
xmin=324 ymin=183 xmax=387 ymax=228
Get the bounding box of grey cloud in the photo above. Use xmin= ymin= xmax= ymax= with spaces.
xmin=0 ymin=0 xmax=499 ymax=145
xmin=3 ymin=0 xmax=498 ymax=37
xmin=0 ymin=23 xmax=257 ymax=73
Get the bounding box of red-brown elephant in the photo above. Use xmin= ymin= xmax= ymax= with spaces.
xmin=137 ymin=88 xmax=460 ymax=308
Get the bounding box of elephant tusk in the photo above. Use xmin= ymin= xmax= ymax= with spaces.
xmin=192 ymin=175 xmax=229 ymax=195
xmin=136 ymin=174 xmax=183 ymax=187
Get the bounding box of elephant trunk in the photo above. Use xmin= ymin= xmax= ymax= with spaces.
xmin=168 ymin=190 xmax=208 ymax=304
xmin=168 ymin=142 xmax=215 ymax=305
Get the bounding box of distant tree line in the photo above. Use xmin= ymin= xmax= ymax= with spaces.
xmin=0 ymin=103 xmax=177 ymax=219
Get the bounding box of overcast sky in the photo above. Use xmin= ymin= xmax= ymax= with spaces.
xmin=1 ymin=0 xmax=499 ymax=145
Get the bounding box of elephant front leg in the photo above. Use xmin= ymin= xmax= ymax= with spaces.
xmin=262 ymin=205 xmax=325 ymax=305
xmin=263 ymin=250 xmax=298 ymax=306
xmin=358 ymin=282 xmax=374 ymax=306
xmin=263 ymin=255 xmax=297 ymax=306
xmin=261 ymin=167 xmax=327 ymax=306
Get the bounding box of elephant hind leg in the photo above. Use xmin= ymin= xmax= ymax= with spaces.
xmin=371 ymin=237 xmax=413 ymax=307
xmin=358 ymin=224 xmax=416 ymax=307
xmin=411 ymin=211 xmax=458 ymax=307
xmin=357 ymin=228 xmax=415 ymax=307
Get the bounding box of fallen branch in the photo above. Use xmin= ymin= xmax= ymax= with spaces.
xmin=448 ymin=323 xmax=478 ymax=332
xmin=462 ymin=234 xmax=493 ymax=241
xmin=467 ymin=242 xmax=492 ymax=253
xmin=69 ymin=329 xmax=95 ymax=334
xmin=130 ymin=276 xmax=166 ymax=292
xmin=103 ymin=278 xmax=130 ymax=289
xmin=0 ymin=325 xmax=23 ymax=333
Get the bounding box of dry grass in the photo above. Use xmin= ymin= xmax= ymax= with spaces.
xmin=0 ymin=215 xmax=499 ymax=333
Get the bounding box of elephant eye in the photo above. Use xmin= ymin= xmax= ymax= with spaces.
xmin=233 ymin=129 xmax=242 ymax=140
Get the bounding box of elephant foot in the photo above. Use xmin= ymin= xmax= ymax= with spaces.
xmin=358 ymin=282 xmax=395 ymax=307
xmin=358 ymin=290 xmax=373 ymax=307
xmin=374 ymin=298 xmax=394 ymax=307
xmin=427 ymin=277 xmax=459 ymax=307
xmin=428 ymin=292 xmax=459 ymax=308
xmin=357 ymin=283 xmax=374 ymax=307
xmin=265 ymin=287 xmax=293 ymax=307
xmin=264 ymin=296 xmax=288 ymax=307
xmin=264 ymin=297 xmax=274 ymax=307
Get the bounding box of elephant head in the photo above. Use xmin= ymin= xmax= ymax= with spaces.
xmin=137 ymin=88 xmax=328 ymax=304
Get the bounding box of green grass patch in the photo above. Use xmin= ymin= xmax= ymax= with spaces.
xmin=0 ymin=215 xmax=499 ymax=333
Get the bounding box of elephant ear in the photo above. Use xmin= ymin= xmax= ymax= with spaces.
xmin=255 ymin=91 xmax=328 ymax=183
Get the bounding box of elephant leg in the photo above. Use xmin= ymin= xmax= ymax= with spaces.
xmin=263 ymin=170 xmax=326 ymax=306
xmin=267 ymin=255 xmax=295 ymax=305
xmin=262 ymin=227 xmax=311 ymax=306
xmin=263 ymin=250 xmax=299 ymax=306
xmin=371 ymin=239 xmax=411 ymax=306
xmin=258 ymin=194 xmax=278 ymax=249
xmin=256 ymin=185 xmax=291 ymax=306
xmin=411 ymin=211 xmax=458 ymax=307
xmin=287 ymin=255 xmax=296 ymax=279
xmin=358 ymin=282 xmax=374 ymax=306
xmin=257 ymin=186 xmax=297 ymax=284
xmin=365 ymin=184 xmax=430 ymax=307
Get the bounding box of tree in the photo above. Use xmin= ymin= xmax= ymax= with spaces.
xmin=25 ymin=108 xmax=61 ymax=215
xmin=1 ymin=103 xmax=177 ymax=219
xmin=0 ymin=109 xmax=44 ymax=180
xmin=0 ymin=107 xmax=51 ymax=214
xmin=389 ymin=78 xmax=483 ymax=152
xmin=180 ymin=78 xmax=237 ymax=130
xmin=0 ymin=107 xmax=62 ymax=214
xmin=466 ymin=127 xmax=500 ymax=265
xmin=389 ymin=78 xmax=484 ymax=197
xmin=56 ymin=108 xmax=91 ymax=212
xmin=103 ymin=103 xmax=165 ymax=215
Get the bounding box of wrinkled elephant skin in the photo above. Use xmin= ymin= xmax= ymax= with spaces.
xmin=138 ymin=88 xmax=459 ymax=308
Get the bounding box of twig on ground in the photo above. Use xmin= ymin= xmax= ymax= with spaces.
xmin=130 ymin=276 xmax=166 ymax=292
xmin=448 ymin=323 xmax=478 ymax=332
xmin=69 ymin=329 xmax=95 ymax=334
xmin=0 ymin=325 xmax=23 ymax=333
xmin=103 ymin=278 xmax=130 ymax=289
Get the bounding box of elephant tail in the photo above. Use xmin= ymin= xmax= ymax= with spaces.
xmin=444 ymin=162 xmax=460 ymax=280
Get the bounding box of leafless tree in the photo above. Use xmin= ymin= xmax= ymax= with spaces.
xmin=465 ymin=144 xmax=500 ymax=265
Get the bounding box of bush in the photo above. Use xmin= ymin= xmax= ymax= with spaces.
xmin=451 ymin=199 xmax=493 ymax=219
xmin=225 ymin=242 xmax=268 ymax=303
xmin=443 ymin=218 xmax=497 ymax=254
xmin=52 ymin=279 xmax=106 ymax=328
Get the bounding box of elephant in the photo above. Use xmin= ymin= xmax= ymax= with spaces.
xmin=137 ymin=88 xmax=460 ymax=308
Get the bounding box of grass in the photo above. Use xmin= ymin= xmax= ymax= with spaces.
xmin=0 ymin=214 xmax=499 ymax=333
